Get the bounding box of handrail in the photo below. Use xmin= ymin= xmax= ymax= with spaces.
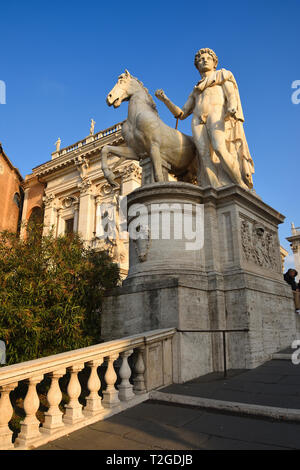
xmin=0 ymin=328 xmax=175 ymax=386
xmin=0 ymin=328 xmax=176 ymax=450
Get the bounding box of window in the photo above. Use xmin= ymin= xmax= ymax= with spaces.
xmin=27 ymin=206 xmax=44 ymax=237
xmin=13 ymin=193 xmax=21 ymax=208
xmin=65 ymin=218 xmax=74 ymax=234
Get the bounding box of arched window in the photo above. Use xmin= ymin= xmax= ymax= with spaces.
xmin=14 ymin=190 xmax=24 ymax=236
xmin=13 ymin=192 xmax=21 ymax=208
xmin=27 ymin=206 xmax=44 ymax=236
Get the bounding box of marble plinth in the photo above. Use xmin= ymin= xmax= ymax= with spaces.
xmin=101 ymin=182 xmax=298 ymax=382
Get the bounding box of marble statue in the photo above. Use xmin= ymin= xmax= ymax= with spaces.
xmin=74 ymin=155 xmax=89 ymax=179
xmin=55 ymin=138 xmax=61 ymax=152
xmin=155 ymin=48 xmax=254 ymax=189
xmin=101 ymin=70 xmax=197 ymax=187
xmin=90 ymin=119 xmax=95 ymax=135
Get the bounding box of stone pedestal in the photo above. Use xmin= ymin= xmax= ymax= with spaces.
xmin=101 ymin=182 xmax=298 ymax=382
xmin=139 ymin=157 xmax=171 ymax=185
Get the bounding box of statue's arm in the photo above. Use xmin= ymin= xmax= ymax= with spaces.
xmin=155 ymin=89 xmax=194 ymax=120
xmin=223 ymin=80 xmax=238 ymax=117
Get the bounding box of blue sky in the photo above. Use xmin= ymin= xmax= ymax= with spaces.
xmin=1 ymin=0 xmax=299 ymax=266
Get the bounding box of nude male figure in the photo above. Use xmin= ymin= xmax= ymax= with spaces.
xmin=155 ymin=48 xmax=254 ymax=189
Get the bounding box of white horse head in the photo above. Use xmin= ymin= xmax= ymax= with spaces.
xmin=106 ymin=70 xmax=134 ymax=108
xmin=106 ymin=70 xmax=158 ymax=113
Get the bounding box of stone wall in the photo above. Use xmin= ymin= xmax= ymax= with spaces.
xmin=0 ymin=145 xmax=23 ymax=233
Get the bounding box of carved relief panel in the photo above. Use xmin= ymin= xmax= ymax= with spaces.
xmin=240 ymin=214 xmax=281 ymax=272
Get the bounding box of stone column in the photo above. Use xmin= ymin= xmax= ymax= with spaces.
xmin=73 ymin=201 xmax=79 ymax=233
xmin=287 ymin=224 xmax=300 ymax=277
xmin=56 ymin=208 xmax=65 ymax=236
xmin=20 ymin=186 xmax=30 ymax=239
xmin=42 ymin=193 xmax=57 ymax=236
xmin=95 ymin=195 xmax=102 ymax=238
xmin=77 ymin=178 xmax=95 ymax=243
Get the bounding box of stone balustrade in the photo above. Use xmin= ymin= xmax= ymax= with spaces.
xmin=51 ymin=123 xmax=123 ymax=160
xmin=0 ymin=328 xmax=175 ymax=450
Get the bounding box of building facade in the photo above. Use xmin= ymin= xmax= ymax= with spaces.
xmin=21 ymin=122 xmax=142 ymax=276
xmin=280 ymin=246 xmax=289 ymax=273
xmin=0 ymin=143 xmax=23 ymax=234
xmin=287 ymin=223 xmax=300 ymax=276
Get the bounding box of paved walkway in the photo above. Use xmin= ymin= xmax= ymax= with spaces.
xmin=161 ymin=356 xmax=300 ymax=409
xmin=39 ymin=356 xmax=300 ymax=450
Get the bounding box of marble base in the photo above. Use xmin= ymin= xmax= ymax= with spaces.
xmin=101 ymin=183 xmax=298 ymax=382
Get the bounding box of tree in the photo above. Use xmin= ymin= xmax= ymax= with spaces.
xmin=0 ymin=224 xmax=120 ymax=365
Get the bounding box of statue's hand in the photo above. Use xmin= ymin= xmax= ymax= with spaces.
xmin=227 ymin=107 xmax=237 ymax=117
xmin=155 ymin=89 xmax=167 ymax=102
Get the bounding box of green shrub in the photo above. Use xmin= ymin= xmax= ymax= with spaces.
xmin=0 ymin=224 xmax=120 ymax=365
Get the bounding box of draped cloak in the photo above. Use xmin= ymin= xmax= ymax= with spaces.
xmin=194 ymin=68 xmax=254 ymax=188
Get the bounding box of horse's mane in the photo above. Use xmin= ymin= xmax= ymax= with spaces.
xmin=130 ymin=74 xmax=158 ymax=115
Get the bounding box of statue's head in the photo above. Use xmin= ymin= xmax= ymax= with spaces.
xmin=194 ymin=48 xmax=218 ymax=72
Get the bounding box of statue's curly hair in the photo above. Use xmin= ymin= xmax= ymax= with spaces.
xmin=194 ymin=48 xmax=218 ymax=69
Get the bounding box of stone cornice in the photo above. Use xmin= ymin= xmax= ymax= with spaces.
xmin=41 ymin=160 xmax=141 ymax=199
xmin=211 ymin=185 xmax=285 ymax=225
xmin=22 ymin=173 xmax=45 ymax=191
xmin=286 ymin=235 xmax=300 ymax=244
xmin=126 ymin=182 xmax=285 ymax=226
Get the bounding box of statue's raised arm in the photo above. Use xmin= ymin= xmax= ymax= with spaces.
xmin=155 ymin=89 xmax=194 ymax=120
xmin=155 ymin=89 xmax=182 ymax=118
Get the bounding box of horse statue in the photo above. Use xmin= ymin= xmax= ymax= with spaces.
xmin=101 ymin=70 xmax=198 ymax=187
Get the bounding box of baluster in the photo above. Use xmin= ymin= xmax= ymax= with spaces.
xmin=118 ymin=349 xmax=135 ymax=401
xmin=102 ymin=353 xmax=120 ymax=408
xmin=15 ymin=375 xmax=43 ymax=447
xmin=133 ymin=347 xmax=146 ymax=394
xmin=63 ymin=364 xmax=84 ymax=425
xmin=84 ymin=358 xmax=104 ymax=417
xmin=41 ymin=369 xmax=66 ymax=434
xmin=0 ymin=382 xmax=17 ymax=450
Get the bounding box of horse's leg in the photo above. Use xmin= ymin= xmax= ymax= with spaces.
xmin=150 ymin=143 xmax=164 ymax=182
xmin=101 ymin=144 xmax=138 ymax=187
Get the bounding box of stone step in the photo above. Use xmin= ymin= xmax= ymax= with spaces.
xmin=149 ymin=390 xmax=300 ymax=422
